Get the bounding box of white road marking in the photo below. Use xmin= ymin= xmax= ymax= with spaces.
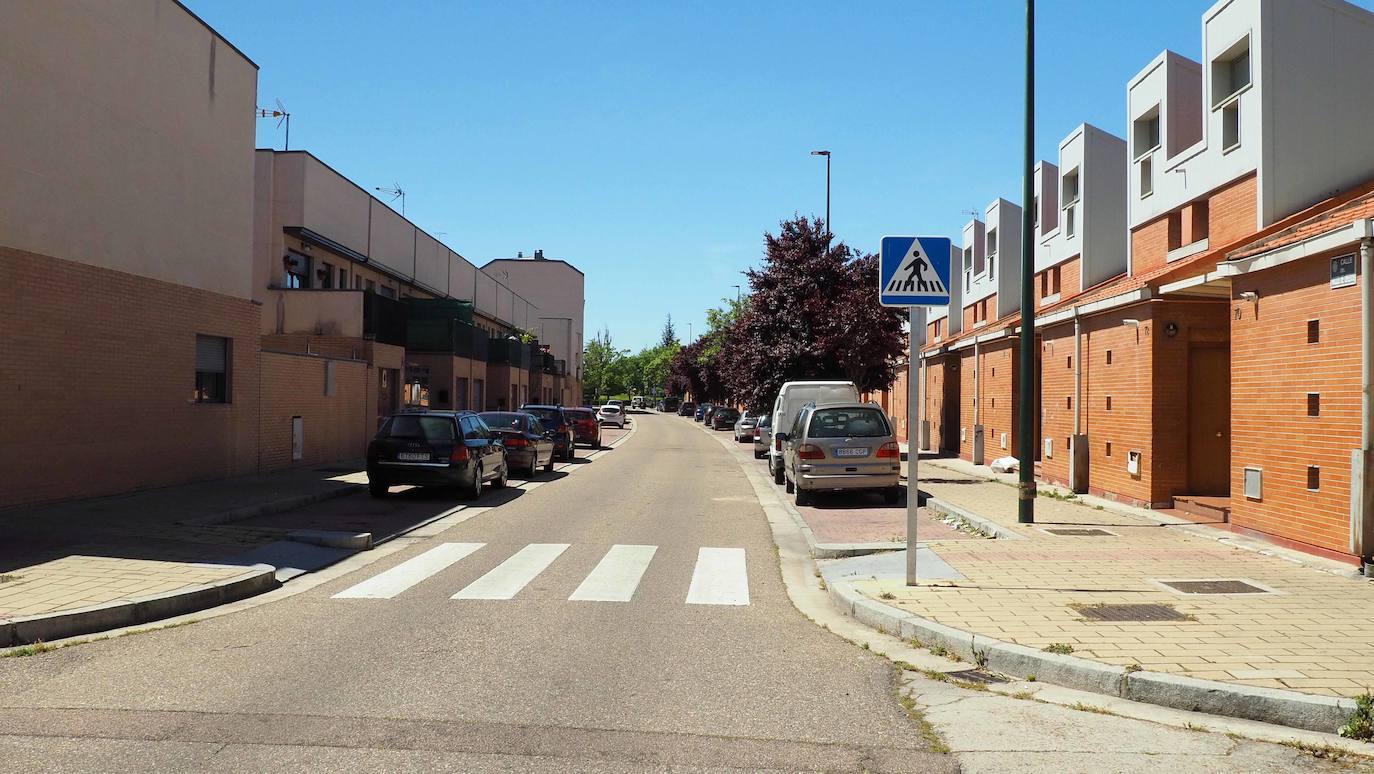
xmin=686 ymin=547 xmax=750 ymax=606
xmin=452 ymin=543 xmax=570 ymax=600
xmin=332 ymin=542 xmax=485 ymax=599
xmin=569 ymin=544 xmax=657 ymax=602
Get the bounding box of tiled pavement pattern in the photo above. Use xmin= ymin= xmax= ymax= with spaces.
xmin=851 ymin=461 xmax=1374 ymax=698
xmin=0 ymin=557 xmax=247 ymax=619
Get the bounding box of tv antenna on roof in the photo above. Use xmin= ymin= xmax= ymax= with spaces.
xmin=255 ymin=99 xmax=291 ymax=150
xmin=375 ymin=184 xmax=406 ymax=216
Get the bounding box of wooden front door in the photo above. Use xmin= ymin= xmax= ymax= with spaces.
xmin=1187 ymin=345 xmax=1231 ymax=495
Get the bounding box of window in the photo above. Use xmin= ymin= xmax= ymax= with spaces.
xmin=1062 ymin=169 xmax=1080 ymax=205
xmin=324 ymin=361 xmax=336 ymax=396
xmin=195 ymin=335 xmax=230 ymax=403
xmin=1222 ymin=101 xmax=1240 ymax=151
xmin=1106 ymin=442 xmax=1112 ymax=457
xmin=1307 ymin=393 xmax=1320 ymax=417
xmin=1307 ymin=466 xmax=1321 ymax=491
xmin=456 ymin=377 xmax=469 ymax=410
xmin=384 ymin=415 xmax=455 ymax=441
xmin=1032 ymin=196 xmax=1039 ymax=228
xmin=807 ymin=408 xmax=891 ymax=438
xmin=1066 ymin=355 xmax=1072 ymax=369
xmin=986 ymin=228 xmax=998 ymax=260
xmin=1132 ymin=108 xmax=1160 ymax=159
xmin=1106 ymin=396 xmax=1112 ymax=411
xmin=1106 ymin=350 xmax=1113 ymax=365
xmin=1065 ymin=205 xmax=1076 ymax=238
xmin=1140 ymin=155 xmax=1153 ymax=198
xmin=1308 ymin=320 xmax=1320 ymax=344
xmin=1066 ymin=396 xmax=1072 ymax=410
xmin=366 ymin=279 xmax=376 ymax=293
xmin=1211 ymin=36 xmax=1251 ymax=107
xmin=320 ymin=263 xmax=334 ymax=289
xmin=963 ymin=246 xmax=973 ymax=291
xmin=354 ymin=275 xmax=363 ymax=290
xmin=283 ymin=251 xmax=309 ymax=288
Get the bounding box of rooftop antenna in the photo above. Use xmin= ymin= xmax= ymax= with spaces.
xmin=964 ymin=208 xmax=980 ymax=222
xmin=375 ymin=183 xmax=406 ymax=216
xmin=256 ymin=99 xmax=291 ymax=150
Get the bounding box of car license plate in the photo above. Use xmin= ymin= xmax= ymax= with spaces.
xmin=834 ymin=447 xmax=870 ymax=457
xmin=397 ymin=452 xmax=430 ymax=462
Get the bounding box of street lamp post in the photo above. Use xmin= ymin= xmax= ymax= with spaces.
xmin=732 ymin=284 xmax=741 ymax=304
xmin=1017 ymin=0 xmax=1037 ymax=524
xmin=811 ymin=150 xmax=831 ymax=238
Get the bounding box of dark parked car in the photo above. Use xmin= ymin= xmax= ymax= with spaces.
xmin=695 ymin=403 xmax=711 ymax=422
xmin=712 ymin=407 xmax=740 ymax=430
xmin=478 ymin=411 xmax=555 ymax=476
xmin=519 ymin=404 xmax=577 ymax=461
xmin=564 ymin=407 xmax=602 ymax=448
xmin=662 ymin=396 xmax=682 ymax=413
xmin=367 ymin=411 xmax=507 ymax=499
xmin=678 ymin=401 xmax=696 ymax=417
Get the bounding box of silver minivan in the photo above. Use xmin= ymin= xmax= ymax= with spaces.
xmin=779 ymin=402 xmax=901 ymax=506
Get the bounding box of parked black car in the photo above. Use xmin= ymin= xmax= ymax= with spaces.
xmin=478 ymin=411 xmax=556 ymax=476
xmin=678 ymin=401 xmax=696 ymax=417
xmin=711 ymin=407 xmax=740 ymax=430
xmin=519 ymin=404 xmax=577 ymax=461
xmin=367 ymin=411 xmax=508 ymax=499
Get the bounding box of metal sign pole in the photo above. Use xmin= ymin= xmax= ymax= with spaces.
xmin=906 ymin=306 xmax=924 ymax=586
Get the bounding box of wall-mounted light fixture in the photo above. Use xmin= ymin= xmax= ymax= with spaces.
xmin=1239 ymin=291 xmax=1259 ymax=302
xmin=1121 ymin=318 xmax=1141 ymax=326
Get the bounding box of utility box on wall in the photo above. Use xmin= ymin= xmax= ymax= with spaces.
xmin=1069 ymin=433 xmax=1089 ymax=493
xmin=972 ymin=425 xmax=985 ymax=466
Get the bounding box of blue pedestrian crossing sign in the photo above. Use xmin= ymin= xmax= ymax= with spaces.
xmin=879 ymin=235 xmax=952 ymax=307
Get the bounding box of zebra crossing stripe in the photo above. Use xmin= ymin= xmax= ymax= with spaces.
xmin=686 ymin=547 xmax=749 ymax=606
xmin=568 ymin=544 xmax=657 ymax=602
xmin=332 ymin=542 xmax=485 ymax=599
xmin=452 ymin=543 xmax=570 ymax=600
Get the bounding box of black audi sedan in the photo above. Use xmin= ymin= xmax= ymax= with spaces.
xmin=366 ymin=411 xmax=508 ymax=499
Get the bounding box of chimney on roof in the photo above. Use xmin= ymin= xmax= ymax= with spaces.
xmin=517 ymin=251 xmax=523 ymax=258
xmin=534 ymin=249 xmax=546 ymax=260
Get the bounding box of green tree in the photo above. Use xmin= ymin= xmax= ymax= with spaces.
xmin=659 ymin=314 xmax=677 ymax=348
xmin=583 ymin=328 xmax=626 ymax=402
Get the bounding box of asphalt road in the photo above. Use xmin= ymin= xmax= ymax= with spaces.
xmin=0 ymin=413 xmax=953 ymax=773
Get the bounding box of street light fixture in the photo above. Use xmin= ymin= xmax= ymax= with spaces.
xmin=731 ymin=284 xmax=741 ymax=304
xmin=810 ymin=150 xmax=831 ymax=239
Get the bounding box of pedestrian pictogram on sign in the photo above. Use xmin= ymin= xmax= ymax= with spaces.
xmin=878 ymin=236 xmax=952 ymax=307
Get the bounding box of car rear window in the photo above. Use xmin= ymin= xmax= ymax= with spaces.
xmin=601 ymin=406 xmax=620 ymax=413
xmin=807 ymin=408 xmax=890 ymax=438
xmin=524 ymin=408 xmax=561 ymax=424
xmin=479 ymin=412 xmax=526 ymax=431
xmin=718 ymin=410 xmax=739 ymax=420
xmin=564 ymin=409 xmax=592 ymax=420
xmin=383 ymin=415 xmax=456 ymax=441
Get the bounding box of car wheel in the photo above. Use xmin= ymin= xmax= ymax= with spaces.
xmin=463 ymin=464 xmax=483 ymax=500
xmin=566 ymin=442 xmax=576 ymax=461
xmin=543 ymin=453 xmax=554 ymax=473
xmin=753 ymin=449 xmax=764 ymax=459
xmin=773 ymin=461 xmax=785 ymax=485
xmin=883 ymin=487 xmax=901 ymax=505
xmin=784 ymin=475 xmax=795 ymax=494
xmin=795 ymin=488 xmax=813 ymax=506
xmin=368 ymin=479 xmax=388 ymax=498
xmin=493 ymin=462 xmax=508 ymax=489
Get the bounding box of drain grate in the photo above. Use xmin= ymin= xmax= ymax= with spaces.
xmin=945 ymin=669 xmax=1010 ymax=685
xmin=1044 ymin=527 xmax=1116 ymax=537
xmin=1158 ymin=579 xmax=1269 ymax=595
xmin=1073 ymin=603 xmax=1192 ymax=622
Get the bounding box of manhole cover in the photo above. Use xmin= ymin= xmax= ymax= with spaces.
xmin=1073 ymin=603 xmax=1192 ymax=622
xmin=945 ymin=669 xmax=1010 ymax=684
xmin=1044 ymin=528 xmax=1115 ymax=537
xmin=1158 ymin=579 xmax=1269 ymax=595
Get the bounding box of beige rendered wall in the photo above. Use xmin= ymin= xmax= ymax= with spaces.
xmin=485 ymin=258 xmax=586 ymax=380
xmin=0 ymin=0 xmax=258 ymax=299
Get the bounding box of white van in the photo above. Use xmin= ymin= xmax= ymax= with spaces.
xmin=767 ymin=380 xmax=859 ymax=484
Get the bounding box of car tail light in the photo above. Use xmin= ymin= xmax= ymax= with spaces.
xmin=753 ymin=428 xmax=761 ymax=439
xmin=774 ymin=437 xmax=783 ymax=451
xmin=877 ymin=441 xmax=901 ymax=459
xmin=450 ymin=444 xmax=470 ymax=463
xmin=505 ymin=437 xmax=529 ymax=448
xmin=798 ymin=444 xmax=825 ymax=460
xmin=558 ymin=424 xmax=568 ymax=433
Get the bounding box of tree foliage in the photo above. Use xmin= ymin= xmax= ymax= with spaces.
xmin=659 ymin=314 xmax=677 ymax=348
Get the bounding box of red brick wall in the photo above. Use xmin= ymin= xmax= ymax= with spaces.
xmin=0 ymin=247 xmax=260 ymax=508
xmin=957 ymin=340 xmax=1018 ymax=460
xmin=1131 ymin=218 xmax=1173 ymax=276
xmin=257 ymin=352 xmax=369 ymax=471
xmin=1034 ymin=256 xmax=1082 ymax=311
xmin=1210 ymin=173 xmax=1258 ymax=247
xmin=261 ymin=334 xmax=369 ymax=361
xmin=962 ymin=293 xmax=997 ymax=331
xmin=923 ymin=354 xmax=960 ymax=453
xmin=1230 ymin=251 xmax=1361 ymax=555
xmin=1081 ymin=305 xmax=1157 ymax=505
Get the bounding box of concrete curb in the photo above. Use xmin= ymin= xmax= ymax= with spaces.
xmin=824 ymin=577 xmax=1356 ymax=734
xmin=923 ymin=496 xmax=1027 ymax=540
xmin=181 ymin=483 xmax=363 ymax=527
xmin=0 ymin=564 xmax=278 ymax=647
xmin=286 ymin=529 xmax=373 ymax=550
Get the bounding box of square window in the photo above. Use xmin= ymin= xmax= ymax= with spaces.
xmin=1212 ymin=37 xmax=1251 ymax=107
xmin=195 ymin=335 xmax=230 ymax=404
xmin=1307 ymin=393 xmax=1320 ymax=417
xmin=1307 ymin=320 xmax=1320 ymax=344
xmin=1133 ymin=108 xmax=1161 ymax=158
xmin=1307 ymin=466 xmax=1321 ymax=491
xmin=1062 ymin=169 xmax=1080 ymax=205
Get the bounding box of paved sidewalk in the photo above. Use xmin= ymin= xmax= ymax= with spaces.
xmin=841 ymin=460 xmax=1374 ymax=700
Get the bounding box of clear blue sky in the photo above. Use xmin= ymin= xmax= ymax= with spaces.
xmin=183 ymin=0 xmax=1335 ymax=352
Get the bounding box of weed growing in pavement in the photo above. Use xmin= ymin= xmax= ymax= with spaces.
xmin=0 ymin=574 xmax=20 ymax=584
xmin=1182 ymin=722 xmax=1208 ymax=732
xmin=1038 ymin=489 xmax=1080 ymax=502
xmin=972 ymin=646 xmax=989 ymax=669
xmin=1069 ymin=702 xmax=1113 ymax=715
xmin=1279 ymin=738 xmax=1360 ymax=762
xmin=1125 ymin=663 xmax=1143 ymax=673
xmin=861 ymin=642 xmax=870 ymax=650
xmin=817 ymin=579 xmax=827 ymax=591
xmin=1 ymin=640 xmax=56 ymax=658
xmin=0 ymin=619 xmax=198 ymax=659
xmin=906 ymin=636 xmax=926 ymax=649
xmin=894 ymin=682 xmax=951 ymax=755
xmin=1042 ymin=642 xmax=1075 ymax=655
xmin=1340 ymin=692 xmax=1374 ymax=742
xmin=1026 ymin=674 xmax=1037 ymax=682
xmin=951 ymin=678 xmax=989 ymax=692
xmin=879 ymin=591 xmax=896 ymax=600
xmin=929 ymin=644 xmax=948 ymax=658
xmin=920 ymin=669 xmax=950 ymax=683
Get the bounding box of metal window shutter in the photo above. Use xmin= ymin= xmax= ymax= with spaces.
xmin=196 ymin=336 xmax=227 ymax=372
